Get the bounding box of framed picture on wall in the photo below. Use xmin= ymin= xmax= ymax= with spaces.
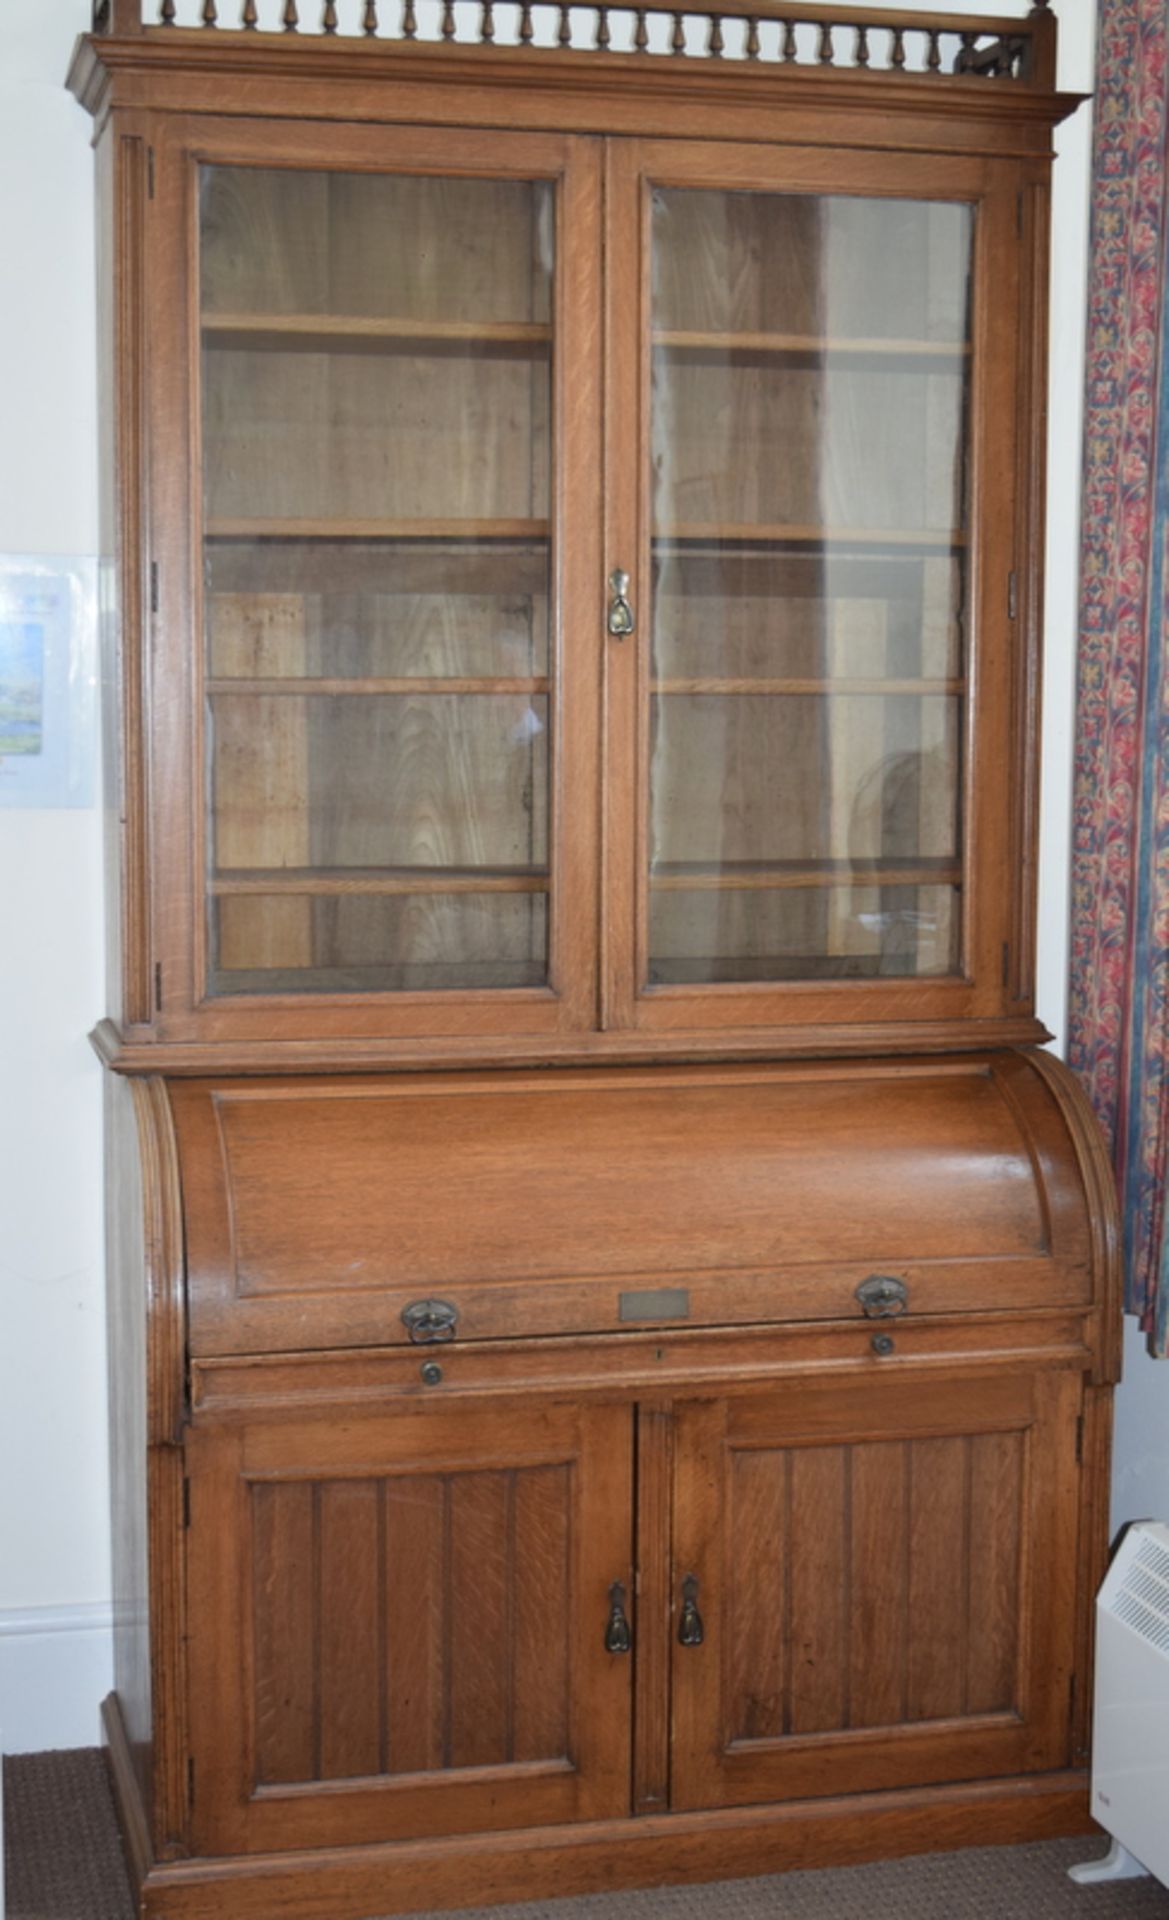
xmin=0 ymin=555 xmax=96 ymax=808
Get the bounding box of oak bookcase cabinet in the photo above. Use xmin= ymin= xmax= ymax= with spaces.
xmin=69 ymin=5 xmax=1118 ymax=1918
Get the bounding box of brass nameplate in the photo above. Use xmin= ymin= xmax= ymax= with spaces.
xmin=618 ymin=1288 xmax=690 ymax=1322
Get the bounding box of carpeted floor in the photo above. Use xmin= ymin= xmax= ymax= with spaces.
xmin=7 ymin=1749 xmax=1169 ymax=1920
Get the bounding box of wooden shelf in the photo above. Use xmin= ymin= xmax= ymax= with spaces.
xmin=653 ymin=330 xmax=970 ymax=364
xmin=206 ymin=518 xmax=550 ymax=543
xmin=652 ymin=677 xmax=965 ymax=697
xmin=211 ymin=868 xmax=548 ymax=898
xmin=654 ymin=525 xmax=966 ymax=550
xmin=207 ymin=677 xmax=550 ymax=698
xmin=650 ymin=861 xmax=962 ymax=893
xmin=202 ymin=313 xmax=553 ymax=355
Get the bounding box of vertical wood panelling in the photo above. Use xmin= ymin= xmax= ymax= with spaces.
xmin=716 ymin=1423 xmax=1029 ymax=1757
xmin=384 ymin=1475 xmax=446 ymax=1774
xmin=316 ymin=1479 xmax=383 ymax=1779
xmin=848 ymin=1440 xmax=909 ymax=1730
xmin=448 ymin=1473 xmax=513 ymax=1768
xmin=250 ymin=1462 xmax=580 ymax=1790
xmin=512 ymin=1465 xmax=571 ymax=1762
xmin=252 ymin=1482 xmax=316 ymax=1784
xmin=787 ymin=1447 xmax=848 ymax=1736
xmin=633 ymin=1406 xmax=674 ymax=1812
xmin=907 ymin=1436 xmax=970 ymax=1721
xmin=728 ymin=1450 xmax=785 ymax=1741
xmin=966 ymin=1430 xmax=1023 ymax=1715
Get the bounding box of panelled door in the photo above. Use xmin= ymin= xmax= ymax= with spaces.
xmin=185 ymin=1396 xmax=633 ymax=1854
xmin=601 ymin=139 xmax=1030 ymax=1038
xmin=669 ymin=1367 xmax=1083 ymax=1810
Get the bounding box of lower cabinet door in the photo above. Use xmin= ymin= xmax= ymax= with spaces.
xmin=185 ymin=1395 xmax=633 ymax=1854
xmin=670 ymin=1367 xmax=1083 ymax=1810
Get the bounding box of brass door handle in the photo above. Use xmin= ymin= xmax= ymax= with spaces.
xmin=607 ymin=568 xmax=635 ymax=638
xmin=678 ymin=1573 xmax=704 ymax=1647
xmin=605 ymin=1580 xmax=632 ymax=1654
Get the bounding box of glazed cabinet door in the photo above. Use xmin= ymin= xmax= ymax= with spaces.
xmin=184 ymin=1396 xmax=632 ymax=1854
xmin=602 ymin=140 xmax=1037 ymax=1044
xmin=670 ymin=1367 xmax=1082 ymax=1810
xmin=146 ymin=117 xmax=602 ymax=1047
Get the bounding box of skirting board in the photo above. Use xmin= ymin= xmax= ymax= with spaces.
xmin=0 ymin=1604 xmax=113 ymax=1753
xmin=102 ymin=1693 xmax=1099 ymax=1920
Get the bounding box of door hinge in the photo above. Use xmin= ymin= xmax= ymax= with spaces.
xmin=147 ymin=146 xmax=156 ymax=200
xmin=150 ymin=561 xmax=159 ymax=616
xmin=154 ymin=960 xmax=163 ymax=1012
xmin=1008 ymin=570 xmax=1018 ymax=620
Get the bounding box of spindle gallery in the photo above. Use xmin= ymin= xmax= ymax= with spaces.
xmin=88 ymin=0 xmax=1052 ymax=81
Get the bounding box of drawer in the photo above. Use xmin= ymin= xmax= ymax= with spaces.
xmin=168 ymin=1050 xmax=1105 ymax=1358
xmin=189 ymin=1310 xmax=1098 ymax=1420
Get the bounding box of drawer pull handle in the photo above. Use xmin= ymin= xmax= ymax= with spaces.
xmin=855 ymin=1274 xmax=909 ymax=1319
xmin=605 ymin=1581 xmax=632 ymax=1654
xmin=678 ymin=1573 xmax=704 ymax=1647
xmin=402 ymin=1299 xmax=459 ymax=1345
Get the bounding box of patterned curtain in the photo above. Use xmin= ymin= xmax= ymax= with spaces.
xmin=1069 ymin=0 xmax=1169 ymax=1350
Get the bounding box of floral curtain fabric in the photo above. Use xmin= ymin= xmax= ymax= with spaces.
xmin=1069 ymin=0 xmax=1169 ymax=1350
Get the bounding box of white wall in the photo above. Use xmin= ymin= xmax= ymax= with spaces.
xmin=1 ymin=0 xmax=1159 ymax=1758
xmin=0 ymin=0 xmax=112 ymax=1750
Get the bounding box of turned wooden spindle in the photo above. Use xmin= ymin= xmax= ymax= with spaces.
xmin=100 ymin=0 xmax=144 ymax=29
xmin=242 ymin=0 xmax=259 ymax=25
xmin=744 ymin=16 xmax=759 ymax=58
xmin=955 ymin=28 xmax=975 ymax=70
xmin=282 ymin=0 xmax=299 ymax=29
xmin=159 ymin=0 xmax=176 ymax=22
xmin=402 ymin=0 xmax=417 ymax=35
xmin=854 ymin=22 xmax=869 ymax=66
xmin=634 ymin=8 xmax=648 ymax=50
xmin=596 ymin=8 xmax=611 ymax=49
xmin=707 ymin=14 xmax=723 ymax=57
xmin=817 ymin=21 xmax=832 ymax=63
xmin=671 ymin=12 xmax=685 ymax=54
xmin=362 ymin=0 xmax=379 ymax=29
xmin=559 ymin=5 xmax=572 ymax=45
xmin=440 ymin=0 xmax=456 ymax=36
xmin=322 ymin=0 xmax=338 ymax=28
xmin=891 ymin=25 xmax=906 ymax=67
xmin=480 ymin=0 xmax=495 ymax=37
xmin=519 ymin=4 xmax=534 ymax=44
xmin=927 ymin=27 xmax=941 ymax=70
xmin=201 ymin=0 xmax=217 ymax=23
xmin=1026 ymin=0 xmax=1056 ymax=86
xmin=781 ymin=20 xmax=796 ymax=61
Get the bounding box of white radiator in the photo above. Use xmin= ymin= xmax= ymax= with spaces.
xmin=1070 ymin=1519 xmax=1169 ymax=1888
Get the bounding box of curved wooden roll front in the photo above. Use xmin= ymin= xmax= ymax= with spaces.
xmin=167 ymin=1048 xmax=1119 ymax=1374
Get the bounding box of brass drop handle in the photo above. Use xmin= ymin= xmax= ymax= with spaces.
xmin=678 ymin=1573 xmax=704 ymax=1647
xmin=605 ymin=1580 xmax=632 ymax=1654
xmin=607 ymin=568 xmax=635 ymax=638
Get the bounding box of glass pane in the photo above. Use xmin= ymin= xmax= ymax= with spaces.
xmin=648 ymin=189 xmax=972 ymax=987
xmin=199 ymin=166 xmax=554 ymax=995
